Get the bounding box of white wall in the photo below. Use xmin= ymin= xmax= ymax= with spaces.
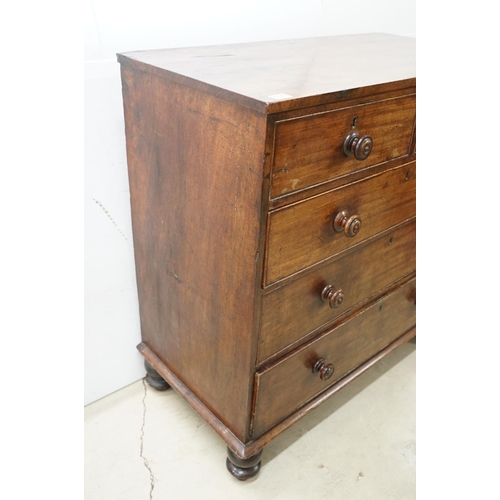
xmin=84 ymin=0 xmax=415 ymax=405
xmin=321 ymin=0 xmax=415 ymax=38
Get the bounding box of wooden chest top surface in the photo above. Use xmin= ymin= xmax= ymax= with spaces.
xmin=118 ymin=33 xmax=415 ymax=113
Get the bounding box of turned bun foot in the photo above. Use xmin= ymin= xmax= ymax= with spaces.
xmin=226 ymin=447 xmax=263 ymax=480
xmin=144 ymin=360 xmax=171 ymax=391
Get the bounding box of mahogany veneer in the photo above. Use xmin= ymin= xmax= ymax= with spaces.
xmin=118 ymin=33 xmax=416 ymax=480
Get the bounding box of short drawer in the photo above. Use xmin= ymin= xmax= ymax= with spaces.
xmin=252 ymin=278 xmax=416 ymax=437
xmin=271 ymin=94 xmax=415 ymax=198
xmin=259 ymin=219 xmax=415 ymax=362
xmin=264 ymin=162 xmax=415 ymax=286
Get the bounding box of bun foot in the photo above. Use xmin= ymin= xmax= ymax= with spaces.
xmin=144 ymin=360 xmax=170 ymax=391
xmin=226 ymin=447 xmax=263 ymax=481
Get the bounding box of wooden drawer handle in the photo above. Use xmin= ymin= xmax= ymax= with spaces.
xmin=312 ymin=358 xmax=334 ymax=381
xmin=343 ymin=131 xmax=373 ymax=160
xmin=333 ymin=210 xmax=362 ymax=237
xmin=321 ymin=284 xmax=345 ymax=308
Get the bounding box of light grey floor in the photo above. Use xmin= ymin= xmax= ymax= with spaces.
xmin=84 ymin=341 xmax=415 ymax=500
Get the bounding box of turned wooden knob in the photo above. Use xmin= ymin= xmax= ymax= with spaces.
xmin=343 ymin=131 xmax=373 ymax=160
xmin=312 ymin=358 xmax=334 ymax=381
xmin=321 ymin=284 xmax=345 ymax=308
xmin=333 ymin=210 xmax=362 ymax=237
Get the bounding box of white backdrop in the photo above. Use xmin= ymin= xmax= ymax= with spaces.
xmin=84 ymin=0 xmax=416 ymax=405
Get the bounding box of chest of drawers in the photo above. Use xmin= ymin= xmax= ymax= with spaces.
xmin=118 ymin=33 xmax=416 ymax=480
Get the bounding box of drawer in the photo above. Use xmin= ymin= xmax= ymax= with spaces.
xmin=271 ymin=94 xmax=415 ymax=199
xmin=265 ymin=162 xmax=415 ymax=286
xmin=252 ymin=278 xmax=416 ymax=437
xmin=259 ymin=219 xmax=415 ymax=362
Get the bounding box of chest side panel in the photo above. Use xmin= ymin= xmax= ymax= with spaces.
xmin=121 ymin=65 xmax=267 ymax=441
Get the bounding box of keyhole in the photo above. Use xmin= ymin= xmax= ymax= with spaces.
xmin=388 ymin=237 xmax=393 ymax=245
xmin=405 ymin=171 xmax=410 ymax=181
xmin=352 ymin=116 xmax=358 ymax=129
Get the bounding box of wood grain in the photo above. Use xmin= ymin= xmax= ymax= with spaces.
xmin=271 ymin=94 xmax=415 ymax=197
xmin=243 ymin=326 xmax=415 ymax=456
xmin=265 ymin=162 xmax=416 ymax=285
xmin=117 ymin=34 xmax=415 ymax=114
xmin=121 ymin=65 xmax=266 ymax=442
xmin=138 ymin=342 xmax=248 ymax=456
xmin=259 ymin=219 xmax=416 ymax=362
xmin=119 ymin=34 xmax=416 ymax=464
xmin=139 ymin=328 xmax=416 ymax=459
xmin=252 ymin=278 xmax=416 ymax=437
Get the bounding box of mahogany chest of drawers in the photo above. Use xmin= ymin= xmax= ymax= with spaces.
xmin=118 ymin=33 xmax=416 ymax=480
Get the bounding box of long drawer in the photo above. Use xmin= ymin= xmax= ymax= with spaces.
xmin=264 ymin=162 xmax=415 ymax=286
xmin=271 ymin=94 xmax=416 ymax=199
xmin=252 ymin=277 xmax=416 ymax=437
xmin=259 ymin=219 xmax=415 ymax=362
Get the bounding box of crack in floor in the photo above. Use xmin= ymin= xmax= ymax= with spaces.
xmin=140 ymin=379 xmax=155 ymax=500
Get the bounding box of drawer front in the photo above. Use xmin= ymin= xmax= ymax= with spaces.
xmin=271 ymin=94 xmax=415 ymax=198
xmin=252 ymin=278 xmax=416 ymax=437
xmin=265 ymin=162 xmax=415 ymax=286
xmin=259 ymin=219 xmax=415 ymax=362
